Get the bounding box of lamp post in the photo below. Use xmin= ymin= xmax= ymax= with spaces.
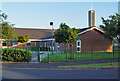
xmin=50 ymin=22 xmax=54 ymax=54
xmin=116 ymin=35 xmax=119 ymax=45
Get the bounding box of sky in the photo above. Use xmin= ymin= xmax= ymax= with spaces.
xmin=1 ymin=1 xmax=118 ymax=29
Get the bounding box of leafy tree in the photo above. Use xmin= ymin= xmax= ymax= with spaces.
xmin=54 ymin=23 xmax=78 ymax=58
xmin=2 ymin=22 xmax=17 ymax=39
xmin=72 ymin=27 xmax=81 ymax=33
xmin=0 ymin=10 xmax=8 ymax=21
xmin=0 ymin=11 xmax=18 ymax=47
xmin=18 ymin=35 xmax=29 ymax=43
xmin=0 ymin=10 xmax=8 ymax=40
xmin=54 ymin=23 xmax=78 ymax=44
xmin=100 ymin=13 xmax=120 ymax=44
xmin=2 ymin=22 xmax=18 ymax=46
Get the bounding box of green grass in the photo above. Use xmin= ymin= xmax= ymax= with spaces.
xmin=41 ymin=48 xmax=120 ymax=62
xmin=58 ymin=62 xmax=120 ymax=67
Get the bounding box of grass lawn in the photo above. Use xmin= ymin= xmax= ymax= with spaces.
xmin=58 ymin=62 xmax=120 ymax=67
xmin=41 ymin=49 xmax=120 ymax=62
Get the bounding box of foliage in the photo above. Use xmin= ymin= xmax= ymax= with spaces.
xmin=72 ymin=27 xmax=81 ymax=33
xmin=31 ymin=47 xmax=51 ymax=51
xmin=0 ymin=11 xmax=18 ymax=44
xmin=18 ymin=35 xmax=29 ymax=43
xmin=53 ymin=23 xmax=78 ymax=44
xmin=2 ymin=22 xmax=18 ymax=40
xmin=0 ymin=10 xmax=8 ymax=21
xmin=2 ymin=48 xmax=32 ymax=62
xmin=100 ymin=13 xmax=120 ymax=41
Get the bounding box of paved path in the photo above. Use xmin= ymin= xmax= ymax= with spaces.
xmin=2 ymin=59 xmax=120 ymax=69
xmin=31 ymin=51 xmax=63 ymax=62
xmin=31 ymin=52 xmax=49 ymax=62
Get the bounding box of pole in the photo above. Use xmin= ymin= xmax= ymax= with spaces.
xmin=26 ymin=48 xmax=29 ymax=62
xmin=52 ymin=25 xmax=53 ymax=54
xmin=91 ymin=48 xmax=93 ymax=60
xmin=113 ymin=46 xmax=114 ymax=59
xmin=38 ymin=48 xmax=40 ymax=62
xmin=50 ymin=22 xmax=54 ymax=54
xmin=48 ymin=47 xmax=49 ymax=62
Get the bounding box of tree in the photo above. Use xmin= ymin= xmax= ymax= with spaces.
xmin=18 ymin=35 xmax=29 ymax=43
xmin=0 ymin=11 xmax=18 ymax=47
xmin=2 ymin=22 xmax=17 ymax=39
xmin=54 ymin=23 xmax=78 ymax=58
xmin=100 ymin=13 xmax=120 ymax=45
xmin=0 ymin=10 xmax=8 ymax=39
xmin=72 ymin=27 xmax=81 ymax=33
xmin=54 ymin=23 xmax=78 ymax=44
xmin=0 ymin=10 xmax=8 ymax=21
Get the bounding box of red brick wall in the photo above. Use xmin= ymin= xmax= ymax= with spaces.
xmin=60 ymin=29 xmax=113 ymax=52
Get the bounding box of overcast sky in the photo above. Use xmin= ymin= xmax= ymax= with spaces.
xmin=1 ymin=1 xmax=118 ymax=29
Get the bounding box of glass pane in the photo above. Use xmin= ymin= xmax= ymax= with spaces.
xmin=40 ymin=42 xmax=43 ymax=47
xmin=47 ymin=42 xmax=50 ymax=47
xmin=27 ymin=43 xmax=31 ymax=46
xmin=78 ymin=42 xmax=80 ymax=46
xmin=77 ymin=47 xmax=81 ymax=51
xmin=2 ymin=43 xmax=6 ymax=46
xmin=13 ymin=42 xmax=17 ymax=46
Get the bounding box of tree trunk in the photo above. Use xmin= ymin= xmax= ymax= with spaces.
xmin=69 ymin=43 xmax=73 ymax=59
xmin=7 ymin=41 xmax=10 ymax=48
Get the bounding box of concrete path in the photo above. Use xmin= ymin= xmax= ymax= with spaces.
xmin=31 ymin=51 xmax=49 ymax=62
xmin=31 ymin=51 xmax=63 ymax=62
xmin=2 ymin=59 xmax=120 ymax=69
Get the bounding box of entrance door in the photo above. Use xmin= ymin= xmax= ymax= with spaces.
xmin=56 ymin=43 xmax=59 ymax=51
xmin=76 ymin=40 xmax=81 ymax=52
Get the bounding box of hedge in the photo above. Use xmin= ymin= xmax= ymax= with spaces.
xmin=1 ymin=48 xmax=32 ymax=62
xmin=18 ymin=35 xmax=29 ymax=43
xmin=31 ymin=47 xmax=51 ymax=51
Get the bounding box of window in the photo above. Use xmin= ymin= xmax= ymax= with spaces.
xmin=76 ymin=40 xmax=81 ymax=52
xmin=56 ymin=43 xmax=59 ymax=51
xmin=78 ymin=42 xmax=80 ymax=46
xmin=40 ymin=42 xmax=44 ymax=47
xmin=52 ymin=42 xmax=54 ymax=46
xmin=44 ymin=42 xmax=46 ymax=47
xmin=77 ymin=40 xmax=81 ymax=46
xmin=27 ymin=42 xmax=31 ymax=47
xmin=57 ymin=43 xmax=59 ymax=47
xmin=77 ymin=47 xmax=81 ymax=52
xmin=47 ymin=42 xmax=50 ymax=47
xmin=2 ymin=41 xmax=7 ymax=46
xmin=13 ymin=41 xmax=18 ymax=46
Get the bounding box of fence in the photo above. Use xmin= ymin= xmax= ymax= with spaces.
xmin=0 ymin=47 xmax=119 ymax=62
xmin=30 ymin=47 xmax=120 ymax=63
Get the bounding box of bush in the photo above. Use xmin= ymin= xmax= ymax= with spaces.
xmin=18 ymin=35 xmax=29 ymax=43
xmin=2 ymin=48 xmax=32 ymax=62
xmin=31 ymin=47 xmax=51 ymax=51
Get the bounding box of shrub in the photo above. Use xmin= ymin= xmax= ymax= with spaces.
xmin=31 ymin=47 xmax=51 ymax=51
xmin=2 ymin=48 xmax=32 ymax=62
xmin=18 ymin=35 xmax=29 ymax=43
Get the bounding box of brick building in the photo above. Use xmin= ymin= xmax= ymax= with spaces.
xmin=0 ymin=9 xmax=113 ymax=52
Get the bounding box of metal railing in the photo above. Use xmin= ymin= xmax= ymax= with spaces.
xmin=30 ymin=47 xmax=120 ymax=63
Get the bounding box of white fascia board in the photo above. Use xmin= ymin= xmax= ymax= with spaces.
xmin=0 ymin=38 xmax=55 ymax=42
xmin=29 ymin=38 xmax=55 ymax=42
xmin=77 ymin=27 xmax=104 ymax=35
xmin=0 ymin=39 xmax=17 ymax=41
xmin=0 ymin=39 xmax=5 ymax=41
